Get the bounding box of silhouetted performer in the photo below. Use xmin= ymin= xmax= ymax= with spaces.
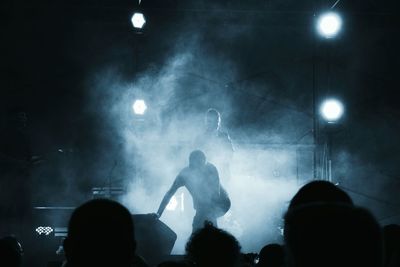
xmin=156 ymin=150 xmax=230 ymax=232
xmin=195 ymin=109 xmax=233 ymax=182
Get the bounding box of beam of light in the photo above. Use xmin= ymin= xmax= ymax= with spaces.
xmin=320 ymin=98 xmax=344 ymax=123
xmin=166 ymin=193 xmax=185 ymax=211
xmin=132 ymin=99 xmax=147 ymax=115
xmin=316 ymin=12 xmax=342 ymax=38
xmin=131 ymin=12 xmax=146 ymax=29
xmin=166 ymin=195 xmax=178 ymax=211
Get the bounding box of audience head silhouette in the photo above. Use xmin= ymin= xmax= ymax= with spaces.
xmin=284 ymin=203 xmax=383 ymax=267
xmin=63 ymin=199 xmax=136 ymax=267
xmin=158 ymin=261 xmax=191 ymax=267
xmin=288 ymin=180 xmax=353 ymax=211
xmin=185 ymin=222 xmax=241 ymax=267
xmin=382 ymin=224 xmax=400 ymax=267
xmin=256 ymin=243 xmax=284 ymax=267
xmin=0 ymin=236 xmax=23 ymax=267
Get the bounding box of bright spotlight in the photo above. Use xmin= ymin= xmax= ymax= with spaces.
xmin=317 ymin=12 xmax=342 ymax=38
xmin=131 ymin=12 xmax=146 ymax=29
xmin=320 ymin=99 xmax=344 ymax=123
xmin=132 ymin=99 xmax=147 ymax=115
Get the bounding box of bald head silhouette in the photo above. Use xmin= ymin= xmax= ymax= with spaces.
xmin=64 ymin=199 xmax=136 ymax=267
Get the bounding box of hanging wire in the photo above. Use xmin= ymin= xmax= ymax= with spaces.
xmin=331 ymin=0 xmax=341 ymax=9
xmin=338 ymin=185 xmax=400 ymax=209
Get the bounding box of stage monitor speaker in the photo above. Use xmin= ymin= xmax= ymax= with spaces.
xmin=132 ymin=214 xmax=177 ymax=264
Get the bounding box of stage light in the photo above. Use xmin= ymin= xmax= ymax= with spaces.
xmin=35 ymin=226 xmax=53 ymax=236
xmin=166 ymin=193 xmax=185 ymax=211
xmin=317 ymin=12 xmax=342 ymax=38
xmin=131 ymin=12 xmax=146 ymax=29
xmin=132 ymin=99 xmax=147 ymax=115
xmin=320 ymin=98 xmax=344 ymax=123
xmin=166 ymin=196 xmax=178 ymax=211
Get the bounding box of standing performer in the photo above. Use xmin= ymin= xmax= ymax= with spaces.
xmin=195 ymin=108 xmax=233 ymax=182
xmin=155 ymin=150 xmax=230 ymax=232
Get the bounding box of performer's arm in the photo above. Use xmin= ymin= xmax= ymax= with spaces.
xmin=156 ymin=175 xmax=184 ymax=218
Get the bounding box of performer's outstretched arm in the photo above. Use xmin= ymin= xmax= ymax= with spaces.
xmin=156 ymin=175 xmax=183 ymax=218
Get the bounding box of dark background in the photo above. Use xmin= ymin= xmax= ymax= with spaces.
xmin=1 ymin=0 xmax=400 ymax=225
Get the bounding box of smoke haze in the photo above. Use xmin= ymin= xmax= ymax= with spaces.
xmin=3 ymin=0 xmax=399 ymax=258
xmin=84 ymin=33 xmax=313 ymax=252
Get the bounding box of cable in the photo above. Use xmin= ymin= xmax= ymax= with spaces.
xmin=338 ymin=185 xmax=400 ymax=209
xmin=331 ymin=0 xmax=341 ymax=9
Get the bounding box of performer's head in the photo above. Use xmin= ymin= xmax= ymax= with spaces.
xmin=205 ymin=108 xmax=221 ymax=132
xmin=189 ymin=150 xmax=207 ymax=169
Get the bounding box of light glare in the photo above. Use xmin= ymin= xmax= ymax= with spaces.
xmin=166 ymin=196 xmax=178 ymax=211
xmin=317 ymin=12 xmax=342 ymax=38
xmin=133 ymin=99 xmax=147 ymax=115
xmin=320 ymin=99 xmax=344 ymax=122
xmin=131 ymin=13 xmax=146 ymax=29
